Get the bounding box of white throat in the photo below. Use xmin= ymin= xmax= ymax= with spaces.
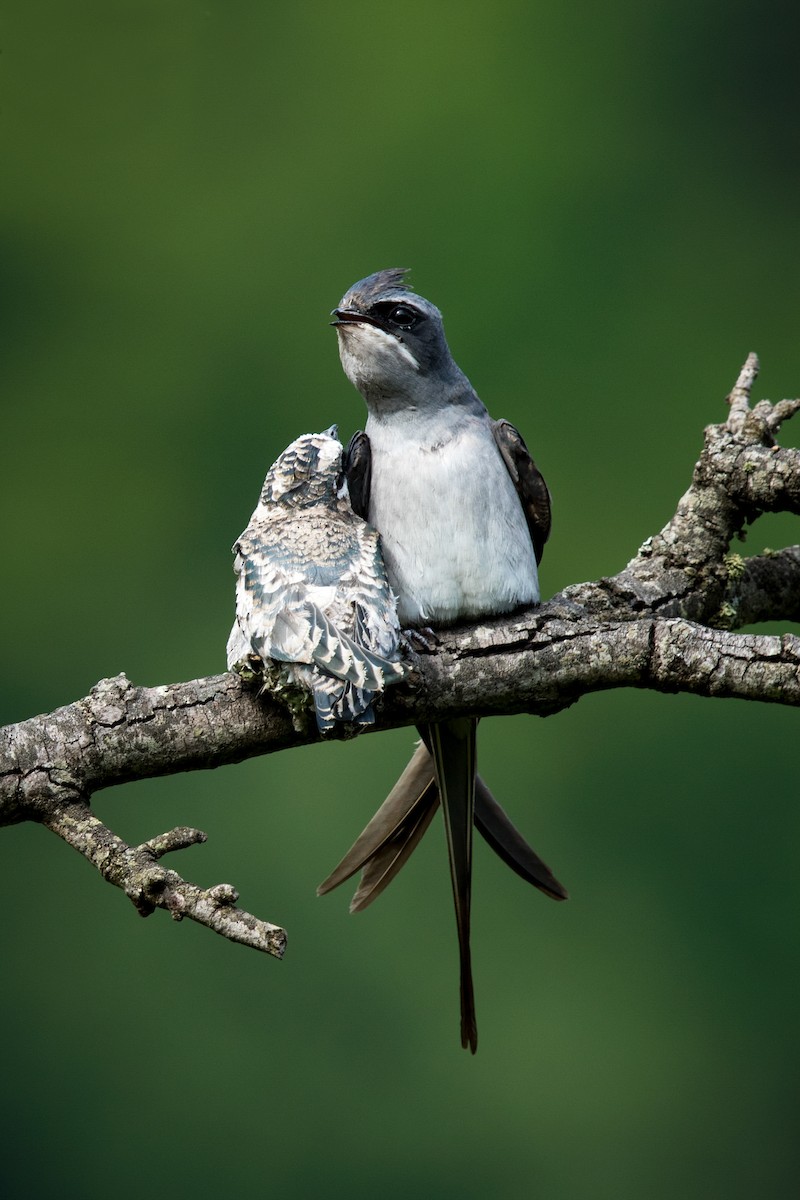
xmin=337 ymin=323 xmax=420 ymax=396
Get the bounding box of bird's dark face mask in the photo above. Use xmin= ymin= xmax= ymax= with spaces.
xmin=333 ymin=272 xmax=458 ymax=400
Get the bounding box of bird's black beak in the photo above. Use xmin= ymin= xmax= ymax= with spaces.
xmin=330 ymin=307 xmax=382 ymax=329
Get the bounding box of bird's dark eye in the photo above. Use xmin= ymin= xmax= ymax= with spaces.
xmin=387 ymin=304 xmax=419 ymax=330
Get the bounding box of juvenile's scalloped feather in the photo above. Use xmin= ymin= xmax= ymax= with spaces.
xmin=227 ymin=429 xmax=405 ymax=732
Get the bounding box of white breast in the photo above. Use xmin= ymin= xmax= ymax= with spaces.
xmin=365 ymin=411 xmax=539 ymax=626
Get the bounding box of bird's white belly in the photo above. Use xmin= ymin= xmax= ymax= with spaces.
xmin=367 ymin=423 xmax=539 ymax=626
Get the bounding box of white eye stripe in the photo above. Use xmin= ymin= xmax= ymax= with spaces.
xmin=394 ymin=340 xmax=421 ymax=370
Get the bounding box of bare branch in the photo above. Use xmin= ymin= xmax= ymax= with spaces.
xmin=39 ymin=798 xmax=287 ymax=957
xmin=727 ymin=547 xmax=800 ymax=626
xmin=2 ymin=356 xmax=798 ymax=956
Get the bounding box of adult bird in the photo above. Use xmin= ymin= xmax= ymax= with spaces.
xmin=324 ymin=269 xmax=561 ymax=1051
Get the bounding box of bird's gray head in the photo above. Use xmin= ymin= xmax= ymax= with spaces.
xmin=260 ymin=427 xmax=346 ymax=509
xmin=332 ymin=269 xmax=466 ymax=409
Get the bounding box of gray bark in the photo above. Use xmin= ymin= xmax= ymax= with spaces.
xmin=1 ymin=355 xmax=798 ymax=955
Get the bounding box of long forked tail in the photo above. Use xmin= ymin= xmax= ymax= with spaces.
xmin=317 ymin=740 xmax=568 ymax=906
xmin=424 ymin=718 xmax=478 ymax=1054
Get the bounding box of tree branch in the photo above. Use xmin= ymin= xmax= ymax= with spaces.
xmin=40 ymin=800 xmax=286 ymax=957
xmin=2 ymin=354 xmax=798 ymax=953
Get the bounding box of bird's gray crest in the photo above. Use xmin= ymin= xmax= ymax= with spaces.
xmin=336 ymin=267 xmax=445 ymax=328
xmin=338 ymin=268 xmax=413 ymax=311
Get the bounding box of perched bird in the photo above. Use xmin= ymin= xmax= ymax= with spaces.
xmin=226 ymin=427 xmax=406 ymax=732
xmin=322 ymin=269 xmax=564 ymax=1052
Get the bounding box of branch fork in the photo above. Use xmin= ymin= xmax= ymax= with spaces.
xmin=1 ymin=354 xmax=797 ymax=957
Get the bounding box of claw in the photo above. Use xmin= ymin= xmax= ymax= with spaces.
xmin=402 ymin=627 xmax=440 ymax=654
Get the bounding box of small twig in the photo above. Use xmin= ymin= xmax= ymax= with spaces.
xmin=141 ymin=826 xmax=208 ymax=858
xmin=39 ymin=800 xmax=287 ymax=957
xmin=726 ymin=351 xmax=759 ymax=432
xmin=759 ymin=397 xmax=800 ymax=434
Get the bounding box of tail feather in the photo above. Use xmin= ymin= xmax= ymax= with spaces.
xmin=349 ymin=790 xmax=438 ymax=912
xmin=317 ymin=744 xmax=435 ymax=897
xmin=475 ymin=785 xmax=568 ymax=900
xmin=318 ymin=738 xmax=568 ymax=904
xmin=426 ymin=718 xmax=478 ymax=1054
xmin=318 ymin=733 xmax=569 ymax=1054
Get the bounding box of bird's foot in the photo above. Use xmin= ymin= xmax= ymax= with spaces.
xmin=402 ymin=627 xmax=440 ymax=654
xmin=230 ymin=654 xmax=265 ymax=684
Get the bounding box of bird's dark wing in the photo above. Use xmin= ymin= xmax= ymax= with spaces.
xmin=345 ymin=430 xmax=372 ymax=522
xmin=491 ymin=419 xmax=552 ymax=565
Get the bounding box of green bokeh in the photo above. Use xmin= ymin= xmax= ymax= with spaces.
xmin=2 ymin=3 xmax=798 ymax=1198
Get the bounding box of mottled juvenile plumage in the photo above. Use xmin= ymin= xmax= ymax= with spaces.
xmin=226 ymin=428 xmax=405 ymax=732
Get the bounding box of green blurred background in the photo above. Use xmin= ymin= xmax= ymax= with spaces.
xmin=2 ymin=2 xmax=799 ymax=1197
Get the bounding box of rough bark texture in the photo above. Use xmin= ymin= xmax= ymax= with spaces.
xmin=2 ymin=355 xmax=798 ymax=955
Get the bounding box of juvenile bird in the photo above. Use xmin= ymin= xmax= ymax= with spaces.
xmin=227 ymin=427 xmax=405 ymax=732
xmin=321 ymin=271 xmax=565 ymax=1052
